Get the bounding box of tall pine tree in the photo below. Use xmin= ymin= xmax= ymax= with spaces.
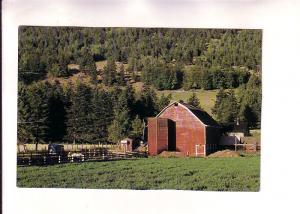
xmin=212 ymin=88 xmax=238 ymax=125
xmin=67 ymin=82 xmax=93 ymax=143
xmin=187 ymin=92 xmax=201 ymax=109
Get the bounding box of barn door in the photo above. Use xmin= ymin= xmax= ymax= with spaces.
xmin=168 ymin=120 xmax=176 ymax=151
xmin=195 ymin=144 xmax=200 ymax=156
xmin=195 ymin=144 xmax=205 ymax=156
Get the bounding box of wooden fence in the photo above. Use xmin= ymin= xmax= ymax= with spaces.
xmin=17 ymin=148 xmax=148 ymax=166
xmin=219 ymin=143 xmax=260 ymax=153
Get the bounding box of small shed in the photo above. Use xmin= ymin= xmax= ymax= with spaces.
xmin=120 ymin=138 xmax=133 ymax=152
xmin=219 ymin=121 xmax=249 ymax=147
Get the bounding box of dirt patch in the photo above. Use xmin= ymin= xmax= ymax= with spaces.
xmin=134 ymin=144 xmax=148 ymax=153
xmin=208 ymin=150 xmax=241 ymax=158
xmin=158 ymin=151 xmax=185 ymax=158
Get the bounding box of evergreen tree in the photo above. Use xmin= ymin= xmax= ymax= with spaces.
xmin=28 ymin=82 xmax=51 ymax=143
xmin=90 ymin=88 xmax=113 ymax=142
xmin=157 ymin=93 xmax=172 ymax=112
xmin=237 ymin=75 xmax=262 ymax=128
xmin=83 ymin=52 xmax=98 ymax=84
xmin=116 ymin=63 xmax=126 ymax=85
xmin=47 ymin=82 xmax=67 ymax=142
xmin=103 ymin=58 xmax=117 ymax=86
xmin=66 ymin=82 xmax=92 ymax=143
xmin=17 ymin=82 xmax=34 ymax=143
xmin=212 ymin=89 xmax=238 ymax=125
xmin=58 ymin=53 xmax=70 ymax=77
xmin=136 ymin=86 xmax=158 ymax=118
xmin=108 ymin=89 xmax=131 ymax=143
xmin=187 ymin=92 xmax=201 ymax=108
xmin=49 ymin=63 xmax=60 ymax=77
xmin=131 ymin=115 xmax=144 ymax=139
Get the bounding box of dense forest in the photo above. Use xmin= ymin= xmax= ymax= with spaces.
xmin=18 ymin=26 xmax=262 ymax=144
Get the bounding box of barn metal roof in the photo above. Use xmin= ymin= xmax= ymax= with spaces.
xmin=157 ymin=101 xmax=220 ymax=127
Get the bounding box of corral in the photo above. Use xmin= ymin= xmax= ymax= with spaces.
xmin=17 ymin=144 xmax=147 ymax=166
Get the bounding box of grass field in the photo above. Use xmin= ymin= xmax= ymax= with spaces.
xmin=45 ymin=60 xmax=224 ymax=115
xmin=17 ymin=156 xmax=260 ymax=191
xmin=157 ymin=89 xmax=219 ymax=115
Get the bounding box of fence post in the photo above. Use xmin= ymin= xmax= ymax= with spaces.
xmin=44 ymin=156 xmax=46 ymax=165
xmin=28 ymin=157 xmax=31 ymax=166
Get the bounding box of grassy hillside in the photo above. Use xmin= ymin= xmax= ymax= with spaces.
xmin=43 ymin=60 xmax=237 ymax=116
xmin=157 ymin=89 xmax=219 ymax=115
xmin=17 ymin=156 xmax=260 ymax=191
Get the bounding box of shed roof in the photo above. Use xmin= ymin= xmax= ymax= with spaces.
xmin=227 ymin=122 xmax=248 ymax=133
xmin=157 ymin=101 xmax=220 ymax=127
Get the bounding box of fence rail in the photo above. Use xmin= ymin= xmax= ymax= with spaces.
xmin=17 ymin=149 xmax=148 ymax=166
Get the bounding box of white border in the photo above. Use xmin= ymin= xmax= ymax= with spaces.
xmin=3 ymin=0 xmax=300 ymax=214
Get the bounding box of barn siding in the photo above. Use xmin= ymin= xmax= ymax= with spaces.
xmin=148 ymin=118 xmax=157 ymax=155
xmin=159 ymin=105 xmax=206 ymax=156
xmin=148 ymin=118 xmax=169 ymax=155
xmin=156 ymin=118 xmax=169 ymax=154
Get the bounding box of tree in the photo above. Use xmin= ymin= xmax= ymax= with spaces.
xmin=17 ymin=82 xmax=52 ymax=150
xmin=48 ymin=63 xmax=60 ymax=77
xmin=136 ymin=86 xmax=158 ymax=118
xmin=187 ymin=92 xmax=201 ymax=109
xmin=28 ymin=82 xmax=51 ymax=144
xmin=47 ymin=82 xmax=67 ymax=142
xmin=66 ymin=82 xmax=93 ymax=143
xmin=107 ymin=119 xmax=124 ymax=144
xmin=157 ymin=93 xmax=172 ymax=112
xmin=17 ymin=82 xmax=34 ymax=143
xmin=116 ymin=63 xmax=126 ymax=85
xmin=103 ymin=58 xmax=117 ymax=86
xmin=81 ymin=51 xmax=97 ymax=84
xmin=90 ymin=88 xmax=113 ymax=142
xmin=237 ymin=75 xmax=262 ymax=128
xmin=239 ymin=104 xmax=257 ymax=128
xmin=108 ymin=88 xmax=131 ymax=143
xmin=212 ymin=89 xmax=238 ymax=125
xmin=131 ymin=115 xmax=143 ymax=139
xmin=57 ymin=53 xmax=70 ymax=77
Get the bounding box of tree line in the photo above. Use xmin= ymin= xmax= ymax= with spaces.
xmin=17 ymin=75 xmax=261 ymax=144
xmin=17 ymin=81 xmax=171 ymax=144
xmin=212 ymin=75 xmax=262 ymax=128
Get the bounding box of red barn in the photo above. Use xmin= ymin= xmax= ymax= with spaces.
xmin=148 ymin=101 xmax=221 ymax=157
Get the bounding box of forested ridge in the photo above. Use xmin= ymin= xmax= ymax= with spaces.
xmin=19 ymin=26 xmax=261 ymax=88
xmin=18 ymin=26 xmax=262 ymax=144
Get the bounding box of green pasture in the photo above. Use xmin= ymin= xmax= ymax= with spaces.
xmin=17 ymin=155 xmax=260 ymax=191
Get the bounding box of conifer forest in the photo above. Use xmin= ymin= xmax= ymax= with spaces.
xmin=18 ymin=27 xmax=262 ymax=145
